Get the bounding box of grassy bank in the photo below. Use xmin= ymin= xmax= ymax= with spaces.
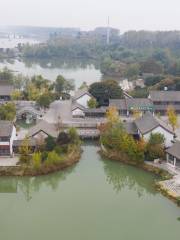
xmin=0 ymin=147 xmax=81 ymax=177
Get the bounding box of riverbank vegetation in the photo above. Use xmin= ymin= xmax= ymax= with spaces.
xmin=100 ymin=107 xmax=167 ymax=165
xmin=0 ymin=128 xmax=81 ymax=176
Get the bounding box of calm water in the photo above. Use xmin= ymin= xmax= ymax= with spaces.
xmin=0 ymin=38 xmax=39 ymax=48
xmin=0 ymin=143 xmax=179 ymax=240
xmin=0 ymin=58 xmax=102 ymax=89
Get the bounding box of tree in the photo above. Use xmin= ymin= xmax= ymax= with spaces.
xmin=68 ymin=127 xmax=80 ymax=144
xmin=79 ymin=81 xmax=88 ymax=90
xmin=54 ymin=75 xmax=74 ymax=97
xmin=106 ymin=106 xmax=119 ymax=125
xmin=0 ymin=103 xmax=16 ymax=121
xmin=87 ymin=98 xmax=97 ymax=108
xmin=167 ymin=106 xmax=178 ymax=131
xmin=146 ymin=133 xmax=165 ymax=161
xmin=32 ymin=152 xmax=42 ymax=169
xmin=45 ymin=136 xmax=56 ymax=151
xmin=37 ymin=92 xmax=53 ymax=109
xmin=89 ymin=80 xmax=123 ymax=106
xmin=11 ymin=90 xmax=22 ymax=100
xmin=19 ymin=137 xmax=32 ymax=164
xmin=124 ymin=63 xmax=140 ymax=80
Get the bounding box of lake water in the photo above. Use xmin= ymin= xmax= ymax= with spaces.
xmin=0 ymin=143 xmax=179 ymax=240
xmin=0 ymin=58 xmax=102 ymax=89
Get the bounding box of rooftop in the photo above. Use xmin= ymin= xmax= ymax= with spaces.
xmin=149 ymin=91 xmax=180 ymax=102
xmin=135 ymin=111 xmax=174 ymax=135
xmin=166 ymin=141 xmax=180 ymax=160
xmin=0 ymin=82 xmax=14 ymax=96
xmin=0 ymin=121 xmax=13 ymax=137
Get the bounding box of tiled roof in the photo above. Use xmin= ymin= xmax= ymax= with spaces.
xmin=166 ymin=141 xmax=180 ymax=160
xmin=73 ymin=88 xmax=92 ymax=100
xmin=135 ymin=112 xmax=174 ymax=135
xmin=0 ymin=121 xmax=13 ymax=137
xmin=0 ymin=83 xmax=14 ymax=96
xmin=28 ymin=120 xmax=58 ymax=138
xmin=149 ymin=91 xmax=180 ymax=102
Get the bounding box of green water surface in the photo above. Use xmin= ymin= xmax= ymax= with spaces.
xmin=0 ymin=143 xmax=180 ymax=240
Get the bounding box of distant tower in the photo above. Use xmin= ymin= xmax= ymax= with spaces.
xmin=106 ymin=16 xmax=110 ymax=45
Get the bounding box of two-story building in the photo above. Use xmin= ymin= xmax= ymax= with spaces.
xmin=0 ymin=121 xmax=17 ymax=156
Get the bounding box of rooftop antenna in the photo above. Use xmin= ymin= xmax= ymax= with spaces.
xmin=107 ymin=16 xmax=110 ymax=45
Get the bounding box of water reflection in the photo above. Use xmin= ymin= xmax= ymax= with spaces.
xmin=102 ymin=158 xmax=158 ymax=197
xmin=22 ymin=57 xmax=100 ymax=70
xmin=0 ymin=165 xmax=76 ymax=201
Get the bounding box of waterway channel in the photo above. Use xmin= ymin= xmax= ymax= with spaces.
xmin=0 ymin=143 xmax=179 ymax=240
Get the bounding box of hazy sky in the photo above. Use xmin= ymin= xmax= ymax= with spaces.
xmin=0 ymin=0 xmax=180 ymax=31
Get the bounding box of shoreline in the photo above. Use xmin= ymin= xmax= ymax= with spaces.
xmin=0 ymin=149 xmax=81 ymax=177
xmin=99 ymin=148 xmax=180 ymax=206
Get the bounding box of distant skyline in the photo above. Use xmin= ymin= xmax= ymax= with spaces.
xmin=0 ymin=0 xmax=180 ymax=32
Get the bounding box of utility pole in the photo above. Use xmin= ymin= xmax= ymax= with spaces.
xmin=107 ymin=16 xmax=110 ymax=45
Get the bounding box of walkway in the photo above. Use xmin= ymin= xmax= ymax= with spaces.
xmin=146 ymin=161 xmax=180 ymax=197
xmin=0 ymin=157 xmax=19 ymax=167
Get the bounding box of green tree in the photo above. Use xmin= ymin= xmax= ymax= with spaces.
xmin=45 ymin=136 xmax=56 ymax=151
xmin=89 ymin=80 xmax=123 ymax=106
xmin=37 ymin=92 xmax=53 ymax=109
xmin=32 ymin=152 xmax=42 ymax=169
xmin=146 ymin=133 xmax=165 ymax=161
xmin=0 ymin=103 xmax=16 ymax=121
xmin=87 ymin=98 xmax=97 ymax=108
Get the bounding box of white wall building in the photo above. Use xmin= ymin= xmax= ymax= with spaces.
xmin=73 ymin=88 xmax=93 ymax=108
xmin=0 ymin=121 xmax=17 ymax=156
xmin=135 ymin=112 xmax=174 ymax=147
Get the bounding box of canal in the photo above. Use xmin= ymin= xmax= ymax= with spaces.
xmin=0 ymin=142 xmax=179 ymax=240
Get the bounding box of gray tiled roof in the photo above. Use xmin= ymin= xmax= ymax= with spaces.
xmin=109 ymin=98 xmax=153 ymax=110
xmin=123 ymin=121 xmax=138 ymax=135
xmin=135 ymin=111 xmax=173 ymax=135
xmin=84 ymin=107 xmax=107 ymax=113
xmin=28 ymin=120 xmax=58 ymax=138
xmin=166 ymin=141 xmax=180 ymax=160
xmin=73 ymin=88 xmax=92 ymax=100
xmin=149 ymin=91 xmax=180 ymax=102
xmin=72 ymin=102 xmax=85 ymax=111
xmin=109 ymin=99 xmax=126 ymax=110
xmin=0 ymin=83 xmax=14 ymax=96
xmin=0 ymin=121 xmax=13 ymax=137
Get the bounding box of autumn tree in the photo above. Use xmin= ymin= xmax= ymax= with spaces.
xmin=167 ymin=106 xmax=178 ymax=131
xmin=19 ymin=137 xmax=32 ymax=164
xmin=106 ymin=106 xmax=119 ymax=125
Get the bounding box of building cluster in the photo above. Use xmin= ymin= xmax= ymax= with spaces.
xmin=0 ymin=81 xmax=180 ymax=169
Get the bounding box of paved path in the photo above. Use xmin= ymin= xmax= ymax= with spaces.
xmin=43 ymin=100 xmax=72 ymax=123
xmin=0 ymin=157 xmax=19 ymax=166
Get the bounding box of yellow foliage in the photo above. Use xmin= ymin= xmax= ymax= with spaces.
xmin=167 ymin=105 xmax=178 ymax=131
xmin=106 ymin=106 xmax=119 ymax=124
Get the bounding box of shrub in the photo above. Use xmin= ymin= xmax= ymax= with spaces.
xmin=32 ymin=152 xmax=42 ymax=169
xmin=68 ymin=127 xmax=80 ymax=145
xmin=45 ymin=151 xmax=63 ymax=166
xmin=45 ymin=136 xmax=56 ymax=151
xmin=57 ymin=132 xmax=71 ymax=145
